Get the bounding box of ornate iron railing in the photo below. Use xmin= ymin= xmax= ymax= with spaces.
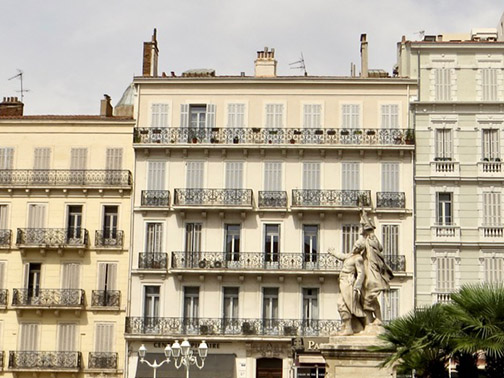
xmin=171 ymin=251 xmax=342 ymax=271
xmin=16 ymin=228 xmax=88 ymax=247
xmin=0 ymin=351 xmax=3 ymax=369
xmin=94 ymin=230 xmax=124 ymax=248
xmin=384 ymin=255 xmax=406 ymax=272
xmin=134 ymin=127 xmax=412 ymax=146
xmin=12 ymin=289 xmax=85 ymax=307
xmin=292 ymin=189 xmax=371 ymax=207
xmin=0 ymin=169 xmax=131 ymax=187
xmin=376 ymin=192 xmax=406 ymax=208
xmin=88 ymin=352 xmax=117 ymax=369
xmin=91 ymin=290 xmax=120 ymax=307
xmin=9 ymin=351 xmax=81 ymax=370
xmin=141 ymin=190 xmax=170 ymax=207
xmin=126 ymin=317 xmax=341 ymax=337
xmin=138 ymin=252 xmax=168 ymax=270
xmin=174 ymin=189 xmax=253 ymax=206
xmin=258 ymin=191 xmax=288 ymax=208
xmin=0 ymin=229 xmax=11 ymax=247
xmin=0 ymin=289 xmax=7 ymax=306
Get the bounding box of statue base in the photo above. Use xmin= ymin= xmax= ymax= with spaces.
xmin=319 ymin=334 xmax=395 ymax=378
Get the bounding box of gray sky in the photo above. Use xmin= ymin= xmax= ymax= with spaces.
xmin=1 ymin=0 xmax=502 ymax=115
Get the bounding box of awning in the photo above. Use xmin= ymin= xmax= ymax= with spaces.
xmin=136 ymin=353 xmax=236 ymax=378
xmin=298 ymin=355 xmax=325 ymax=364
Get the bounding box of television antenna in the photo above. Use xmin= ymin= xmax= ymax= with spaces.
xmin=289 ymin=53 xmax=308 ymax=76
xmin=413 ymin=30 xmax=425 ymax=40
xmin=8 ymin=69 xmax=30 ymax=102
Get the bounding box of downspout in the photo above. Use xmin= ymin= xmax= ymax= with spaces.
xmin=413 ymin=48 xmax=420 ymax=311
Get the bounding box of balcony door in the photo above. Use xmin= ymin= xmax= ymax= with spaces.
xmin=97 ymin=262 xmax=117 ymax=306
xmin=225 ymin=224 xmax=241 ymax=264
xmin=67 ymin=205 xmax=83 ymax=244
xmin=105 ymin=148 xmax=123 ymax=184
xmin=61 ymin=263 xmax=80 ymax=306
xmin=223 ymin=287 xmax=239 ymax=333
xmin=342 ymin=162 xmax=360 ymax=205
xmin=264 ymin=225 xmax=280 ymax=267
xmin=28 ymin=204 xmax=46 ymax=229
xmin=381 ymin=162 xmax=399 ymax=193
xmin=94 ymin=323 xmax=114 ymax=354
xmin=25 ymin=263 xmax=41 ymax=303
xmin=262 ymin=288 xmax=279 ymax=334
xmin=103 ymin=206 xmax=118 ymax=240
xmin=181 ymin=104 xmax=215 ymax=143
xmin=303 ymin=225 xmax=319 ymax=266
xmin=33 ymin=147 xmax=51 ymax=184
xmin=303 ymin=288 xmax=319 ymax=334
xmin=185 ymin=223 xmax=202 ymax=268
xmin=19 ymin=323 xmax=39 ymax=351
xmin=143 ymin=286 xmax=160 ymax=334
xmin=70 ymin=148 xmax=87 ymax=184
xmin=58 ymin=323 xmax=76 ymax=351
xmin=183 ymin=287 xmax=199 ymax=333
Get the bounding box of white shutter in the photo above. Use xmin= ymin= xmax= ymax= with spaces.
xmin=381 ymin=163 xmax=399 ymax=192
xmin=105 ymin=148 xmax=123 ymax=170
xmin=20 ymin=323 xmax=39 ymax=351
xmin=146 ymin=223 xmax=163 ymax=252
xmin=206 ymin=104 xmax=216 ymax=129
xmin=437 ymin=257 xmax=455 ymax=291
xmin=435 ymin=129 xmax=452 ymax=159
xmin=186 ymin=161 xmax=204 ymax=188
xmin=98 ymin=263 xmax=118 ymax=291
xmin=483 ymin=192 xmax=501 ymax=226
xmin=265 ymin=104 xmax=284 ymax=128
xmin=225 ymin=161 xmax=243 ymax=189
xmin=264 ymin=162 xmax=282 ymax=191
xmin=485 ymin=258 xmax=503 ymax=283
xmin=147 ymin=161 xmax=166 ymax=190
xmin=303 ymin=162 xmax=321 ymax=190
xmin=381 ymin=105 xmax=399 ymax=129
xmin=0 ymin=148 xmax=14 ymax=169
xmin=58 ymin=323 xmax=76 ymax=351
xmin=61 ymin=263 xmax=80 ymax=289
xmin=70 ymin=148 xmax=87 ymax=170
xmin=0 ymin=261 xmax=5 ymax=289
xmin=382 ymin=225 xmax=399 ymax=256
xmin=28 ymin=204 xmax=46 ymax=228
xmin=151 ymin=103 xmax=169 ymax=127
xmin=33 ymin=148 xmax=51 ymax=169
xmin=303 ymin=104 xmax=321 ymax=128
xmin=381 ymin=289 xmax=399 ymax=321
xmin=342 ymin=162 xmax=360 ymax=190
xmin=0 ymin=205 xmax=8 ymax=229
xmin=180 ymin=104 xmax=189 ymax=128
xmin=227 ymin=104 xmax=245 ymax=128
xmin=435 ymin=69 xmax=451 ymax=101
xmin=482 ymin=68 xmax=498 ymax=101
xmin=342 ymin=104 xmax=360 ymax=129
xmin=483 ymin=129 xmax=500 ymax=159
xmin=95 ymin=323 xmax=114 ymax=352
xmin=342 ymin=224 xmax=360 ymax=254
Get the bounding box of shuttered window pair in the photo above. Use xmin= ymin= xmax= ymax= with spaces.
xmin=382 ymin=225 xmax=399 ymax=256
xmin=381 ymin=289 xmax=399 ymax=322
xmin=225 ymin=161 xmax=243 ymax=189
xmin=484 ymin=257 xmax=503 ymax=283
xmin=0 ymin=147 xmax=14 ymax=169
xmin=481 ymin=68 xmax=498 ymax=101
xmin=342 ymin=224 xmax=360 ymax=254
xmin=145 ymin=223 xmax=163 ymax=252
xmin=186 ymin=161 xmax=204 ymax=188
xmin=342 ymin=104 xmax=360 ymax=129
xmin=381 ymin=105 xmax=399 ymax=129
xmin=147 ymin=161 xmax=166 ymax=190
xmin=382 ymin=163 xmax=399 ymax=192
xmin=227 ymin=103 xmax=245 ymax=128
xmin=483 ymin=192 xmax=502 ymax=226
xmin=97 ymin=263 xmax=117 ymax=291
xmin=265 ymin=104 xmax=284 ymax=128
xmin=342 ymin=162 xmax=360 ymax=190
xmin=264 ymin=162 xmax=282 ymax=191
xmin=151 ymin=103 xmax=169 ymax=127
xmin=435 ymin=129 xmax=453 ymax=159
xmin=180 ymin=104 xmax=216 ymax=129
xmin=303 ymin=104 xmax=322 ymax=128
xmin=434 ymin=68 xmax=452 ymax=101
xmin=482 ymin=129 xmax=500 ymax=160
xmin=436 ymin=257 xmax=455 ymax=291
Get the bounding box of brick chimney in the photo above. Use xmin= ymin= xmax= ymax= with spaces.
xmin=360 ymin=34 xmax=369 ymax=78
xmin=142 ymin=28 xmax=159 ymax=77
xmin=100 ymin=94 xmax=113 ymax=117
xmin=254 ymin=47 xmax=277 ymax=77
xmin=0 ymin=97 xmax=24 ymax=117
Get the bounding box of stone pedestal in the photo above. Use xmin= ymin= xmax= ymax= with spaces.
xmin=319 ymin=335 xmax=395 ymax=378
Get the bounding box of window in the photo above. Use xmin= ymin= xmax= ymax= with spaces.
xmin=482 ymin=129 xmax=500 ymax=160
xmin=436 ymin=257 xmax=455 ymax=292
xmin=223 ymin=287 xmax=239 ymax=322
xmin=103 ymin=206 xmax=118 ymax=241
xmin=70 ymin=148 xmax=87 ymax=170
xmin=0 ymin=204 xmax=8 ymax=229
xmin=105 ymin=148 xmax=123 ymax=184
xmin=145 ymin=223 xmax=163 ymax=252
xmin=303 ymin=104 xmax=322 ymax=128
xmin=181 ymin=104 xmax=215 ymax=142
xmin=437 ymin=193 xmax=453 ymax=225
xmin=143 ymin=286 xmax=160 ymax=333
xmin=342 ymin=162 xmax=360 ymax=191
xmin=0 ymin=147 xmax=14 ymax=169
xmin=151 ymin=103 xmax=169 ymax=127
xmin=185 ymin=223 xmax=202 ymax=267
xmin=58 ymin=323 xmax=76 ymax=351
xmin=263 ymin=288 xmax=279 ymax=331
xmin=381 ymin=105 xmax=399 ymax=129
xmin=265 ymin=104 xmax=284 ymax=128
xmin=435 ymin=129 xmax=453 ymax=160
xmin=264 ymin=224 xmax=280 ymax=263
xmin=19 ymin=323 xmax=39 ymax=351
xmin=303 ymin=162 xmax=320 ymax=190
xmin=382 ymin=225 xmax=399 ymax=257
xmin=186 ymin=161 xmax=204 ymax=189
xmin=94 ymin=323 xmax=115 ymax=353
xmin=481 ymin=68 xmax=498 ymax=101
xmin=27 ymin=204 xmax=46 ymax=228
xmin=484 ymin=257 xmax=503 ymax=283
xmin=302 ymin=288 xmax=319 ymax=325
xmin=483 ymin=192 xmax=501 ymax=226
xmin=381 ymin=289 xmax=399 ymax=322
xmin=147 ymin=161 xmax=166 ymax=190
xmin=183 ymin=287 xmax=199 ymax=327
xmin=0 ymin=261 xmax=5 ymax=290
xmin=66 ymin=205 xmax=83 ymax=243
xmin=264 ymin=162 xmax=282 ymax=191
xmin=342 ymin=224 xmax=360 ymax=254
xmin=225 ymin=224 xmax=240 ymax=262
xmin=434 ymin=68 xmax=452 ymax=101
xmin=33 ymin=147 xmax=51 ymax=169
xmin=225 ymin=161 xmax=243 ymax=189
xmin=341 ymin=104 xmax=360 ymax=128
xmin=303 ymin=225 xmax=318 ymax=264
xmin=97 ymin=262 xmax=117 ymax=292
xmin=61 ymin=263 xmax=80 ymax=289
xmin=227 ymin=103 xmax=245 ymax=128
xmin=24 ymin=263 xmax=41 ymax=300
xmin=381 ymin=163 xmax=399 ymax=192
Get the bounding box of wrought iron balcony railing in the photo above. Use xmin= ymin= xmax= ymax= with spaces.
xmin=384 ymin=255 xmax=406 ymax=272
xmin=16 ymin=228 xmax=88 ymax=248
xmin=141 ymin=190 xmax=170 ymax=207
xmin=0 ymin=169 xmax=132 ymax=187
xmin=94 ymin=230 xmax=124 ymax=248
xmin=88 ymin=352 xmax=117 ymax=369
xmin=12 ymin=289 xmax=85 ymax=307
xmin=134 ymin=127 xmax=412 ymax=146
xmin=138 ymin=252 xmax=168 ymax=270
xmin=171 ymin=251 xmax=342 ymax=271
xmin=376 ymin=192 xmax=406 ymax=208
xmin=258 ymin=191 xmax=288 ymax=208
xmin=292 ymin=189 xmax=371 ymax=207
xmin=0 ymin=351 xmax=3 ymax=370
xmin=0 ymin=229 xmax=11 ymax=247
xmin=9 ymin=351 xmax=81 ymax=370
xmin=0 ymin=289 xmax=7 ymax=306
xmin=174 ymin=188 xmax=253 ymax=207
xmin=126 ymin=317 xmax=341 ymax=337
xmin=91 ymin=290 xmax=120 ymax=308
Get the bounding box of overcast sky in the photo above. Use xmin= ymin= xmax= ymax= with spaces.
xmin=1 ymin=0 xmax=502 ymax=115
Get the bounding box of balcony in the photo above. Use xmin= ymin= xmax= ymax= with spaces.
xmin=480 ymin=226 xmax=504 ymax=239
xmin=0 ymin=169 xmax=131 ymax=188
xmin=432 ymin=224 xmax=460 ymax=238
xmin=133 ymin=127 xmax=412 ymax=147
xmin=384 ymin=255 xmax=406 ymax=272
xmin=0 ymin=351 xmax=3 ymax=370
xmin=8 ymin=351 xmax=81 ymax=371
xmin=91 ymin=290 xmax=120 ymax=308
xmin=88 ymin=352 xmax=118 ymax=370
xmin=94 ymin=230 xmax=124 ymax=249
xmin=16 ymin=228 xmax=88 ymax=249
xmin=171 ymin=252 xmax=342 ymax=271
xmin=138 ymin=252 xmax=168 ymax=270
xmin=258 ymin=191 xmax=288 ymax=208
xmin=174 ymin=188 xmax=253 ymax=207
xmin=141 ymin=190 xmax=170 ymax=207
xmin=12 ymin=289 xmax=85 ymax=308
xmin=0 ymin=289 xmax=7 ymax=307
xmin=435 ymin=292 xmax=452 ymax=303
xmin=431 ymin=160 xmax=459 ymax=176
xmin=292 ymin=189 xmax=371 ymax=208
xmin=0 ymin=229 xmax=11 ymax=247
xmin=376 ymin=192 xmax=405 ymax=209
xmin=479 ymin=160 xmax=502 ymax=174
xmin=125 ymin=317 xmax=341 ymax=337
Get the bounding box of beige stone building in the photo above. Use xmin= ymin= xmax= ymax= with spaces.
xmin=126 ymin=33 xmax=416 ymax=378
xmin=397 ymin=16 xmax=504 ymax=306
xmin=0 ymin=96 xmax=134 ymax=377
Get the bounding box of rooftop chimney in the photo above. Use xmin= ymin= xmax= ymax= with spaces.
xmin=0 ymin=97 xmax=24 ymax=117
xmin=100 ymin=94 xmax=113 ymax=117
xmin=360 ymin=34 xmax=368 ymax=78
xmin=254 ymin=47 xmax=277 ymax=78
xmin=142 ymin=28 xmax=159 ymax=77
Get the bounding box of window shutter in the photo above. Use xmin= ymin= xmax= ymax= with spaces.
xmin=303 ymin=104 xmax=321 ymax=128
xmin=70 ymin=148 xmax=87 ymax=170
xmin=482 ymin=68 xmax=498 ymax=101
xmin=95 ymin=323 xmax=114 ymax=352
xmin=0 ymin=148 xmax=14 ymax=169
xmin=225 ymin=161 xmax=243 ymax=189
xmin=97 ymin=263 xmax=106 ymax=291
xmin=206 ymin=104 xmax=216 ymax=129
xmin=146 ymin=223 xmax=163 ymax=252
xmin=342 ymin=224 xmax=360 ymax=254
xmin=108 ymin=263 xmax=117 ymax=291
xmin=381 ymin=105 xmax=399 ymax=129
xmin=381 ymin=163 xmax=399 ymax=192
xmin=227 ymin=104 xmax=245 ymax=128
xmin=58 ymin=323 xmax=76 ymax=351
xmin=105 ymin=148 xmax=123 ymax=170
xmin=61 ymin=263 xmax=80 ymax=289
xmin=147 ymin=161 xmax=166 ymax=190
xmin=0 ymin=205 xmax=7 ymax=229
xmin=20 ymin=323 xmax=39 ymax=351
xmin=151 ymin=103 xmax=169 ymax=127
xmin=483 ymin=192 xmax=501 ymax=226
xmin=303 ymin=162 xmax=321 ymax=190
xmin=0 ymin=261 xmax=5 ymax=289
xmin=382 ymin=225 xmax=399 ymax=256
xmin=342 ymin=105 xmax=360 ymax=128
xmin=180 ymin=104 xmax=189 ymax=128
xmin=33 ymin=148 xmax=51 ymax=170
xmin=342 ymin=162 xmax=360 ymax=190
xmin=28 ymin=204 xmax=46 ymax=228
xmin=265 ymin=104 xmax=284 ymax=128
xmin=186 ymin=161 xmax=204 ymax=188
xmin=264 ymin=162 xmax=282 ymax=191
xmin=437 ymin=257 xmax=455 ymax=291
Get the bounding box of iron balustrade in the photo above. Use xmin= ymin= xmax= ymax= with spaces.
xmin=0 ymin=169 xmax=132 ymax=187
xmin=16 ymin=228 xmax=88 ymax=248
xmin=138 ymin=252 xmax=168 ymax=270
xmin=0 ymin=351 xmax=3 ymax=369
xmin=292 ymin=189 xmax=371 ymax=207
xmin=174 ymin=188 xmax=253 ymax=206
xmin=0 ymin=289 xmax=7 ymax=306
xmin=141 ymin=190 xmax=170 ymax=207
xmin=125 ymin=317 xmax=341 ymax=337
xmin=8 ymin=351 xmax=81 ymax=370
xmin=91 ymin=290 xmax=120 ymax=307
xmin=171 ymin=251 xmax=343 ymax=271
xmin=88 ymin=352 xmax=118 ymax=369
xmin=134 ymin=127 xmax=412 ymax=146
xmin=12 ymin=288 xmax=85 ymax=307
xmin=0 ymin=229 xmax=11 ymax=247
xmin=376 ymin=192 xmax=406 ymax=208
xmin=258 ymin=191 xmax=288 ymax=208
xmin=384 ymin=255 xmax=406 ymax=272
xmin=94 ymin=230 xmax=124 ymax=248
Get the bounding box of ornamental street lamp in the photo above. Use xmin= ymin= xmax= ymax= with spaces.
xmin=138 ymin=339 xmax=208 ymax=378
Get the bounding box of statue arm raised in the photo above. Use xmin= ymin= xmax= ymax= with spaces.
xmin=328 ymin=247 xmax=352 ymax=261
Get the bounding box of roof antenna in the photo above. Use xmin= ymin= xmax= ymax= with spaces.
xmin=289 ymin=53 xmax=308 ymax=76
xmin=413 ymin=30 xmax=425 ymax=40
xmin=8 ymin=69 xmax=30 ymax=102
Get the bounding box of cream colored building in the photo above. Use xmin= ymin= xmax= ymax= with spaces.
xmin=0 ymin=96 xmax=134 ymax=377
xmin=126 ymin=33 xmax=416 ymax=378
xmin=397 ymin=17 xmax=504 ymax=306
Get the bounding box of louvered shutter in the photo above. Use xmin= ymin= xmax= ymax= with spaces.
xmin=105 ymin=148 xmax=122 ymax=170
xmin=0 ymin=261 xmax=5 ymax=289
xmin=342 ymin=224 xmax=360 ymax=254
xmin=382 ymin=225 xmax=399 ymax=256
xmin=61 ymin=263 xmax=80 ymax=289
xmin=58 ymin=323 xmax=76 ymax=351
xmin=98 ymin=263 xmax=118 ymax=291
xmin=95 ymin=323 xmax=114 ymax=352
xmin=265 ymin=104 xmax=284 ymax=128
xmin=381 ymin=105 xmax=399 ymax=128
xmin=303 ymin=162 xmax=320 ymax=190
xmin=435 ymin=69 xmax=451 ymax=101
xmin=28 ymin=204 xmax=46 ymax=228
xmin=0 ymin=205 xmax=7 ymax=229
xmin=227 ymin=104 xmax=245 ymax=128
xmin=20 ymin=323 xmax=39 ymax=351
xmin=342 ymin=162 xmax=360 ymax=190
xmin=70 ymin=148 xmax=87 ymax=170
xmin=435 ymin=129 xmax=452 ymax=159
xmin=180 ymin=104 xmax=189 ymax=128
xmin=264 ymin=162 xmax=282 ymax=191
xmin=146 ymin=223 xmax=163 ymax=252
xmin=382 ymin=163 xmax=399 ymax=192
xmin=303 ymin=104 xmax=321 ymax=128
xmin=482 ymin=68 xmax=498 ymax=101
xmin=225 ymin=161 xmax=243 ymax=189
xmin=147 ymin=161 xmax=166 ymax=190
xmin=483 ymin=129 xmax=500 ymax=159
xmin=483 ymin=192 xmax=501 ymax=226
xmin=485 ymin=258 xmax=503 ymax=283
xmin=437 ymin=257 xmax=455 ymax=291
xmin=33 ymin=148 xmax=51 ymax=169
xmin=342 ymin=105 xmax=360 ymax=129
xmin=0 ymin=148 xmax=14 ymax=169
xmin=206 ymin=104 xmax=216 ymax=129
xmin=97 ymin=263 xmax=106 ymax=291
xmin=186 ymin=161 xmax=204 ymax=188
xmin=151 ymin=103 xmax=169 ymax=127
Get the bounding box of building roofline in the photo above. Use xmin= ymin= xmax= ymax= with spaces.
xmin=0 ymin=115 xmax=134 ymax=123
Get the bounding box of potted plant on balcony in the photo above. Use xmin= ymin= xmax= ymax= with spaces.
xmin=340 ymin=129 xmax=350 ymax=136
xmin=252 ymin=127 xmax=261 ymax=133
xmin=327 ymin=129 xmax=336 ymax=136
xmin=405 ymin=129 xmax=415 ymax=145
xmin=366 ymin=130 xmax=376 ymax=136
xmin=353 ymin=129 xmax=362 ymax=135
xmin=315 ymin=129 xmax=323 ymax=135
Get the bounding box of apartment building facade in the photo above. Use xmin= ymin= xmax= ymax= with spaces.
xmin=397 ymin=21 xmax=504 ymax=306
xmin=126 ymin=33 xmax=416 ymax=378
xmin=0 ymin=97 xmax=134 ymax=377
